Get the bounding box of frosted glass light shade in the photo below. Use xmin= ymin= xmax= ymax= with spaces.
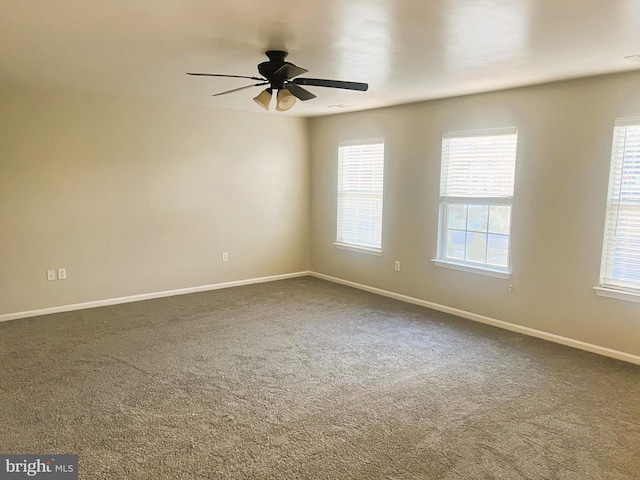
xmin=253 ymin=89 xmax=272 ymax=110
xmin=276 ymin=89 xmax=296 ymax=111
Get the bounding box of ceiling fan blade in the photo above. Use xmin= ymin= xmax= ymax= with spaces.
xmin=273 ymin=64 xmax=309 ymax=80
xmin=285 ymin=83 xmax=317 ymax=101
xmin=292 ymin=78 xmax=368 ymax=91
xmin=212 ymin=82 xmax=269 ymax=97
xmin=188 ymin=73 xmax=265 ymax=81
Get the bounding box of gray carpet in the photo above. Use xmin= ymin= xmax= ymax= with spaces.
xmin=1 ymin=277 xmax=638 ymax=479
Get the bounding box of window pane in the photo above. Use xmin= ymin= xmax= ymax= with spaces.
xmin=467 ymin=205 xmax=488 ymax=232
xmin=437 ymin=129 xmax=517 ymax=273
xmin=487 ymin=234 xmax=509 ymax=267
xmin=601 ymin=120 xmax=640 ymax=291
xmin=465 ymin=232 xmax=487 ymax=263
xmin=446 ymin=230 xmax=466 ymax=260
xmin=447 ymin=204 xmax=467 ymax=230
xmin=609 ymin=206 xmax=640 ymax=283
xmin=488 ymin=205 xmax=511 ymax=234
xmin=337 ymin=140 xmax=384 ymax=249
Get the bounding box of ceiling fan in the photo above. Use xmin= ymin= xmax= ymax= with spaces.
xmin=187 ymin=50 xmax=368 ymax=111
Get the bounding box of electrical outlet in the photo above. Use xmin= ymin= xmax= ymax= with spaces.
xmin=47 ymin=270 xmax=56 ymax=281
xmin=222 ymin=252 xmax=229 ymax=262
xmin=394 ymin=261 xmax=401 ymax=271
xmin=58 ymin=268 xmax=67 ymax=280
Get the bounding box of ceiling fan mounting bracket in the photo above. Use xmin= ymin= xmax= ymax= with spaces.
xmin=265 ymin=50 xmax=288 ymax=62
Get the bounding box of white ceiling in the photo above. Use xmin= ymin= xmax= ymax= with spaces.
xmin=1 ymin=0 xmax=640 ymax=117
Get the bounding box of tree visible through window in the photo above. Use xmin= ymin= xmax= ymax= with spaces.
xmin=436 ymin=128 xmax=518 ymax=274
xmin=336 ymin=139 xmax=384 ymax=251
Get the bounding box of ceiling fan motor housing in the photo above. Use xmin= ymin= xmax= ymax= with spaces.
xmin=258 ymin=50 xmax=293 ymax=89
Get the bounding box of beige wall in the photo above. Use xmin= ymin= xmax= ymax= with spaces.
xmin=309 ymin=70 xmax=640 ymax=357
xmin=0 ymin=84 xmax=309 ymax=315
xmin=3 ymin=71 xmax=639 ymax=358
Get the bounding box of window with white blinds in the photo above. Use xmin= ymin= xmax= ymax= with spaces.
xmin=336 ymin=139 xmax=384 ymax=251
xmin=599 ymin=118 xmax=640 ymax=295
xmin=435 ymin=128 xmax=518 ymax=275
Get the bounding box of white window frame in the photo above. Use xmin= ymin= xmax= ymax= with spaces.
xmin=334 ymin=139 xmax=385 ymax=255
xmin=594 ymin=117 xmax=640 ymax=304
xmin=433 ymin=127 xmax=518 ymax=278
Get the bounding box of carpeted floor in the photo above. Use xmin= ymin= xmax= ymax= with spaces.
xmin=1 ymin=277 xmax=638 ymax=479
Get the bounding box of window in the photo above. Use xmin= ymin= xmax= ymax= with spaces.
xmin=597 ymin=118 xmax=640 ymax=300
xmin=336 ymin=139 xmax=385 ymax=253
xmin=434 ymin=128 xmax=518 ymax=277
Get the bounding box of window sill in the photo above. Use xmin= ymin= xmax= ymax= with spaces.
xmin=333 ymin=242 xmax=383 ymax=256
xmin=431 ymin=259 xmax=510 ymax=279
xmin=593 ymin=286 xmax=640 ymax=304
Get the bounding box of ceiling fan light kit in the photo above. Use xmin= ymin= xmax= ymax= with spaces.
xmin=276 ymin=88 xmax=296 ymax=111
xmin=188 ymin=50 xmax=368 ymax=112
xmin=253 ymin=88 xmax=272 ymax=110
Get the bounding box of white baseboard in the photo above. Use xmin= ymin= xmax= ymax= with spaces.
xmin=310 ymin=271 xmax=640 ymax=366
xmin=0 ymin=271 xmax=310 ymax=323
xmin=4 ymin=270 xmax=638 ymax=366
